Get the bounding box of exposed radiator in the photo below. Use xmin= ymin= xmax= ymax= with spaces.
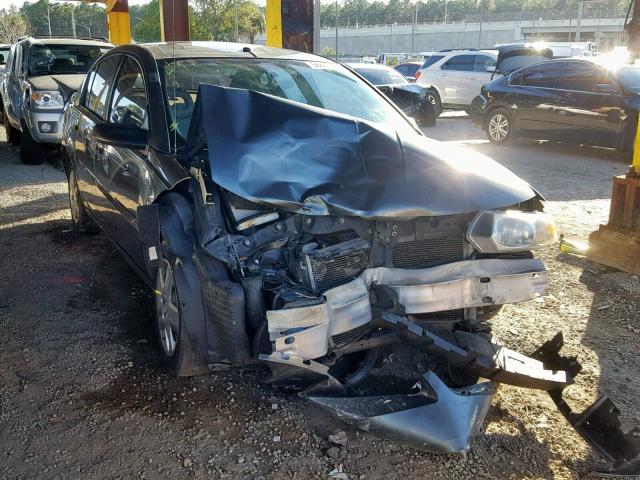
xmin=392 ymin=230 xmax=464 ymax=269
xmin=303 ymin=238 xmax=370 ymax=293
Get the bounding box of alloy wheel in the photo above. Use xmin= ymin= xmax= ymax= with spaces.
xmin=488 ymin=113 xmax=509 ymax=142
xmin=156 ymin=259 xmax=180 ymax=357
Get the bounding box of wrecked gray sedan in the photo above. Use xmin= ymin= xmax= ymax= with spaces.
xmin=61 ymin=42 xmax=639 ymax=475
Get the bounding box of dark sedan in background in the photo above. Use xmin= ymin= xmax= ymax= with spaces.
xmin=348 ymin=63 xmax=437 ymax=125
xmin=471 ymin=58 xmax=640 ymax=150
xmin=394 ymin=61 xmax=423 ymax=81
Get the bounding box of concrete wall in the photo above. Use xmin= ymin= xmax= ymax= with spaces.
xmin=255 ymin=17 xmax=624 ymax=55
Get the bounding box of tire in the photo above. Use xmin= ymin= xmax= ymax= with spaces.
xmin=19 ymin=125 xmax=44 ymax=164
xmin=4 ymin=110 xmax=21 ymax=146
xmin=155 ymin=254 xmax=187 ymax=372
xmin=485 ymin=108 xmax=513 ymax=145
xmin=67 ymin=168 xmax=96 ymax=233
xmin=426 ymin=89 xmax=443 ymax=117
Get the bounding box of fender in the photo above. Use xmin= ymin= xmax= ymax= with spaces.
xmin=156 ymin=192 xmax=209 ymax=376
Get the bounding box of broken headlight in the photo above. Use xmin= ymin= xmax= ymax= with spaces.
xmin=31 ymin=90 xmax=64 ymax=108
xmin=467 ymin=210 xmax=557 ymax=253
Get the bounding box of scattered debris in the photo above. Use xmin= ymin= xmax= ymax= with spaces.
xmin=328 ymin=431 xmax=348 ymax=447
xmin=328 ymin=464 xmax=350 ymax=480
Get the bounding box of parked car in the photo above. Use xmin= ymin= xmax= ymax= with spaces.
xmin=470 ymin=58 xmax=640 ymax=149
xmin=348 ymin=63 xmax=437 ymax=124
xmin=2 ymin=36 xmax=112 ymax=164
xmin=394 ymin=61 xmax=423 ymax=81
xmin=415 ymin=50 xmax=497 ymax=112
xmin=61 ymin=42 xmax=637 ymax=466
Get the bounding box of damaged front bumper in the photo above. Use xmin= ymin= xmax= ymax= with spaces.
xmin=260 ymin=258 xmax=640 ymax=475
xmin=268 ymin=258 xmax=547 ymax=360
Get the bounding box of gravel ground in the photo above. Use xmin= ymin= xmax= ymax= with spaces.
xmin=1 ymin=117 xmax=639 ymax=480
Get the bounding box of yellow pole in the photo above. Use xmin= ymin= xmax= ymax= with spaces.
xmin=266 ymin=0 xmax=282 ymax=48
xmin=634 ymin=116 xmax=640 ymax=175
xmin=105 ymin=0 xmax=132 ymax=45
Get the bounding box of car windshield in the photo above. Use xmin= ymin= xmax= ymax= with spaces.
xmin=28 ymin=44 xmax=110 ymax=76
xmin=353 ymin=66 xmax=408 ymax=85
xmin=160 ymin=58 xmax=416 ymax=139
xmin=615 ymin=66 xmax=640 ymax=92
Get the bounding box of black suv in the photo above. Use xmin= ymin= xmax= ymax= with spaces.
xmin=60 ymin=42 xmax=638 ymax=467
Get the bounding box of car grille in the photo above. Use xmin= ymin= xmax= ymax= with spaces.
xmin=392 ymin=230 xmax=464 ymax=269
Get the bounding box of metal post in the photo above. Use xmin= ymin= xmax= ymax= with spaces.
xmin=71 ymin=8 xmax=77 ymax=37
xmin=159 ymin=0 xmax=190 ymax=41
xmin=313 ymin=0 xmax=320 ymax=54
xmin=478 ymin=10 xmax=483 ymax=47
xmin=234 ymin=0 xmax=238 ymax=42
xmin=412 ymin=2 xmax=417 ymax=53
xmin=576 ymin=1 xmax=583 ymax=42
xmin=444 ymin=0 xmax=448 ymax=24
xmin=47 ymin=5 xmax=52 ymax=36
xmin=335 ymin=0 xmax=339 ymax=60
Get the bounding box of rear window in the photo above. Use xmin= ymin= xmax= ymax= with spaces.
xmin=354 ymin=67 xmax=407 ymax=85
xmin=421 ymin=55 xmax=444 ymax=69
xmin=441 ymin=55 xmax=476 ymax=72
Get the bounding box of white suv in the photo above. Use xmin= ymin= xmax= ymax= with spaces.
xmin=415 ymin=50 xmax=497 ymax=113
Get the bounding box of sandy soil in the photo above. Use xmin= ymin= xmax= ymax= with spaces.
xmin=0 ymin=117 xmax=638 ymax=480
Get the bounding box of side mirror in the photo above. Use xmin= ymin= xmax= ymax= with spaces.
xmin=93 ymin=122 xmax=147 ymax=150
xmin=594 ymin=83 xmax=618 ymax=94
xmin=70 ymin=92 xmax=79 ymax=107
xmin=486 ymin=65 xmax=496 ymax=73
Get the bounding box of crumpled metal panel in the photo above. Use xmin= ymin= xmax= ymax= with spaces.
xmin=196 ymin=84 xmax=538 ymax=218
xmin=304 ymin=370 xmax=496 ymax=453
xmin=267 ymin=258 xmax=546 ymax=361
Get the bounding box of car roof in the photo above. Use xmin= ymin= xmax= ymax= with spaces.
xmin=21 ymin=37 xmax=112 ymax=47
xmin=132 ymin=41 xmax=324 ymax=62
xmin=397 ymin=61 xmax=423 ymax=66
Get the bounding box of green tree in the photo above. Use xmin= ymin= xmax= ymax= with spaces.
xmin=0 ymin=6 xmax=28 ymax=44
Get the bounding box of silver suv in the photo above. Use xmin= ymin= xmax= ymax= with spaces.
xmin=1 ymin=37 xmax=111 ymax=164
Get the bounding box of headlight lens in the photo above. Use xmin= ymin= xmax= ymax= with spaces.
xmin=31 ymin=90 xmax=64 ymax=107
xmin=467 ymin=210 xmax=557 ymax=253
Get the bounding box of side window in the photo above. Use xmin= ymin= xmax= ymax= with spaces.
xmin=510 ymin=63 xmax=563 ymax=88
xmin=422 ymin=55 xmax=444 ymax=69
xmin=557 ymin=62 xmax=613 ymax=92
xmin=441 ymin=55 xmax=475 ymax=72
xmin=109 ymin=57 xmax=147 ymax=129
xmin=474 ymin=55 xmax=496 ymax=72
xmin=84 ymin=55 xmax=120 ymax=119
xmin=395 ymin=65 xmax=408 ymax=75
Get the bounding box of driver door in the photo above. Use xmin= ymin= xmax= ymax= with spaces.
xmin=95 ymin=55 xmax=151 ymax=268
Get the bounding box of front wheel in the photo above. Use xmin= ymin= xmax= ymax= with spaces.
xmin=485 ymin=108 xmax=513 ymax=145
xmin=155 ymin=256 xmax=187 ymax=373
xmin=426 ymin=90 xmax=443 ymax=117
xmin=19 ymin=126 xmax=44 ymax=164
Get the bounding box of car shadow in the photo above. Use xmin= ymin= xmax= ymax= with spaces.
xmin=554 ymin=252 xmax=640 ymax=441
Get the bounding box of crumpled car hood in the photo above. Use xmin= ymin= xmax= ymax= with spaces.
xmin=195 ymin=84 xmax=538 ymax=218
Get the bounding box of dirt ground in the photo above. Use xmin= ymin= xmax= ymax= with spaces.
xmin=1 ymin=116 xmax=639 ymax=480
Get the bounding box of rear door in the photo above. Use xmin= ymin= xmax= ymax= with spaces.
xmin=467 ymin=54 xmax=497 ymax=103
xmin=553 ymin=61 xmax=626 ymax=147
xmin=507 ymin=61 xmax=565 ymax=138
xmin=75 ymin=55 xmax=122 ymax=216
xmin=438 ymin=54 xmax=476 ymax=105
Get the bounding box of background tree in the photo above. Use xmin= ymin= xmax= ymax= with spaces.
xmin=0 ymin=6 xmax=28 ymax=44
